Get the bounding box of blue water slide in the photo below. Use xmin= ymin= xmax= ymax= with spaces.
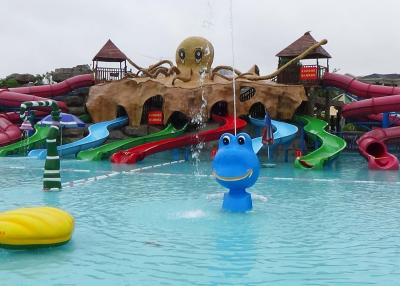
xmin=28 ymin=116 xmax=128 ymax=159
xmin=249 ymin=116 xmax=298 ymax=154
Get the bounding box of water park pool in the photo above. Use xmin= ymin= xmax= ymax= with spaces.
xmin=1 ymin=152 xmax=400 ymax=285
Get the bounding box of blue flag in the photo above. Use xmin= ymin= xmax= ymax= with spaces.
xmin=262 ymin=111 xmax=274 ymax=145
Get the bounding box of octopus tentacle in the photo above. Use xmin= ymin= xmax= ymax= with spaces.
xmin=211 ymin=72 xmax=233 ymax=81
xmin=211 ymin=67 xmax=240 ymax=80
xmin=168 ymin=66 xmax=181 ymax=75
xmin=126 ymin=57 xmax=144 ymax=72
xmin=149 ymin=67 xmax=170 ymax=78
xmin=241 ymin=39 xmax=328 ymax=81
xmin=235 ymin=72 xmax=258 ymax=80
xmin=148 ymin=60 xmax=174 ymax=72
xmin=212 ymin=65 xmax=243 ymax=75
xmin=172 ymin=70 xmax=192 ymax=85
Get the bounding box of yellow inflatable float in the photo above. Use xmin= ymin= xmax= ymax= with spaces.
xmin=0 ymin=207 xmax=74 ymax=248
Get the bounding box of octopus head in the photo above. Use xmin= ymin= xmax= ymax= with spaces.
xmin=175 ymin=36 xmax=214 ymax=81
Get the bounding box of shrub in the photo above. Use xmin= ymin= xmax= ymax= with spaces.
xmin=343 ymin=123 xmax=357 ymax=131
xmin=0 ymin=78 xmax=20 ymax=88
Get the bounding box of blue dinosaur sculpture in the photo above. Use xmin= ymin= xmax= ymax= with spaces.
xmin=212 ymin=132 xmax=260 ymax=212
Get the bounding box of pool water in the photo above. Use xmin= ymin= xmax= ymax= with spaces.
xmin=1 ymin=152 xmax=400 ymax=285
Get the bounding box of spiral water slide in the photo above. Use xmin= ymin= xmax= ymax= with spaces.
xmin=0 ymin=74 xmax=95 ymax=147
xmin=111 ymin=115 xmax=247 ymax=164
xmin=294 ymin=115 xmax=347 ymax=169
xmin=322 ymin=72 xmax=400 ymax=170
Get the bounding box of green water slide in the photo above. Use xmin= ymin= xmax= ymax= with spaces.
xmin=294 ymin=115 xmax=346 ymax=169
xmin=0 ymin=125 xmax=50 ymax=156
xmin=76 ymin=124 xmax=186 ymax=161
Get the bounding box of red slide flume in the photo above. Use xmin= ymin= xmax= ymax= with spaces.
xmin=0 ymin=91 xmax=67 ymax=110
xmin=8 ymin=74 xmax=95 ymax=97
xmin=0 ymin=74 xmax=95 ymax=111
xmin=111 ymin=115 xmax=247 ymax=164
xmin=322 ymin=72 xmax=400 ymax=98
xmin=322 ymin=72 xmax=400 ymax=170
xmin=0 ymin=74 xmax=95 ymax=147
xmin=356 ymin=127 xmax=400 ymax=170
xmin=0 ymin=117 xmax=21 ymax=146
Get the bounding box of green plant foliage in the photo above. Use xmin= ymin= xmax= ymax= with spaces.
xmin=0 ymin=79 xmax=20 ymax=88
xmin=79 ymin=113 xmax=92 ymax=123
xmin=343 ymin=123 xmax=357 ymax=131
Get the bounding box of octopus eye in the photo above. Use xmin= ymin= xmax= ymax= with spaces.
xmin=178 ymin=48 xmax=185 ymax=63
xmin=237 ymin=135 xmax=245 ymax=145
xmin=194 ymin=48 xmax=202 ymax=63
xmin=222 ymin=135 xmax=230 ymax=145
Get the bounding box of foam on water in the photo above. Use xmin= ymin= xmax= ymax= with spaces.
xmin=176 ymin=209 xmax=207 ymax=219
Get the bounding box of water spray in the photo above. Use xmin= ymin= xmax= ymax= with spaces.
xmin=229 ymin=0 xmax=237 ymax=135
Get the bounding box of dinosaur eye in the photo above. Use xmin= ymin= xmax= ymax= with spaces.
xmin=238 ymin=135 xmax=245 ymax=145
xmin=222 ymin=135 xmax=230 ymax=145
xmin=194 ymin=48 xmax=202 ymax=63
xmin=178 ymin=48 xmax=185 ymax=62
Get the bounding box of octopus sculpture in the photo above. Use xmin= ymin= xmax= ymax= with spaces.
xmin=86 ymin=36 xmax=326 ymax=127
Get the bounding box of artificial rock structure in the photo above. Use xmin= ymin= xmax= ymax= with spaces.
xmin=86 ymin=37 xmax=307 ymax=127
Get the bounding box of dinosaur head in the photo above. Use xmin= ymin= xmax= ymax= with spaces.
xmin=212 ymin=133 xmax=260 ymax=192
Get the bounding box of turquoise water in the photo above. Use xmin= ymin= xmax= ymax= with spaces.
xmin=1 ymin=153 xmax=400 ymax=285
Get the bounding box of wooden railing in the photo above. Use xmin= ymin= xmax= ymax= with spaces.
xmin=94 ymin=67 xmax=126 ymax=82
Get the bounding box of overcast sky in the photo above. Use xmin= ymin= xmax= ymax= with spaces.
xmin=1 ymin=0 xmax=399 ymax=78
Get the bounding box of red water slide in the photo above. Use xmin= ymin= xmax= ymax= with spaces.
xmin=0 ymin=117 xmax=21 ymax=146
xmin=322 ymin=72 xmax=400 ymax=170
xmin=356 ymin=127 xmax=400 ymax=170
xmin=111 ymin=115 xmax=247 ymax=164
xmin=0 ymin=74 xmax=94 ymax=110
xmin=8 ymin=74 xmax=95 ymax=97
xmin=341 ymin=95 xmax=400 ymax=119
xmin=341 ymin=96 xmax=400 ymax=170
xmin=367 ymin=113 xmax=400 ymax=126
xmin=0 ymin=74 xmax=95 ymax=146
xmin=0 ymin=92 xmax=67 ymax=110
xmin=322 ymin=72 xmax=400 ymax=98
xmin=0 ymin=111 xmax=49 ymax=123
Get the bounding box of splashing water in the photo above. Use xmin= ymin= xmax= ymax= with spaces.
xmin=23 ymin=130 xmax=30 ymax=155
xmin=229 ymin=0 xmax=237 ymax=135
xmin=175 ymin=209 xmax=207 ymax=219
xmin=201 ymin=1 xmax=215 ymax=30
xmin=190 ymin=69 xmax=208 ymax=175
xmin=207 ymin=192 xmax=268 ymax=203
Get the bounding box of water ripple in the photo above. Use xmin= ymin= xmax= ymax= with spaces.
xmin=1 ymin=155 xmax=400 ymax=285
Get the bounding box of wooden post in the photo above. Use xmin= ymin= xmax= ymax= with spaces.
xmin=336 ymin=107 xmax=342 ymax=132
xmin=306 ymin=87 xmax=315 ymax=116
xmin=324 ymin=88 xmax=330 ymax=122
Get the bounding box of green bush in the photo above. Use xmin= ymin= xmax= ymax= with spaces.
xmin=343 ymin=123 xmax=357 ymax=131
xmin=0 ymin=79 xmax=20 ymax=88
xmin=79 ymin=113 xmax=92 ymax=123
